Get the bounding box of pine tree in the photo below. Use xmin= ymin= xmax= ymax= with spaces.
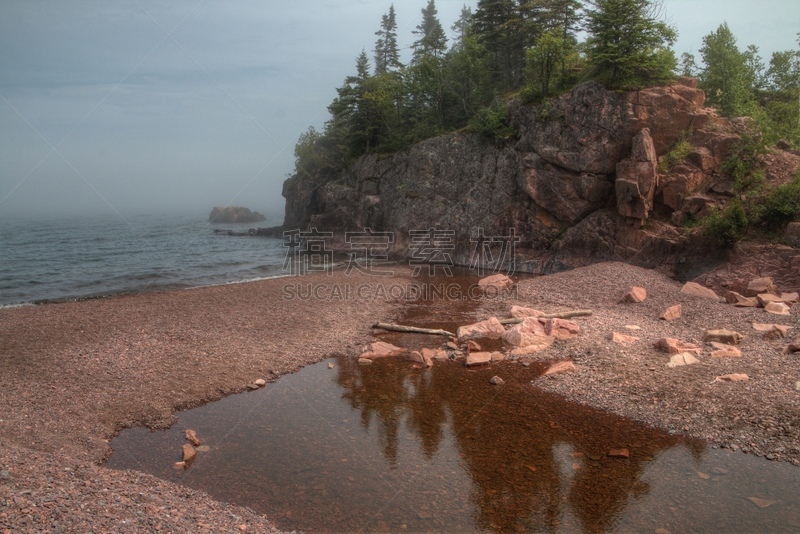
xmin=698 ymin=23 xmax=752 ymax=116
xmin=473 ymin=0 xmax=525 ymax=90
xmin=450 ymin=5 xmax=473 ymax=51
xmin=584 ymin=0 xmax=677 ymax=88
xmin=374 ymin=5 xmax=402 ymax=75
xmin=412 ymin=0 xmax=448 ymax=61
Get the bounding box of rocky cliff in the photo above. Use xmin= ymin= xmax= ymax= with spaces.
xmin=281 ymin=78 xmax=798 ymax=281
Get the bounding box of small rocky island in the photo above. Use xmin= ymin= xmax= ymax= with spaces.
xmin=208 ymin=206 xmax=266 ymax=224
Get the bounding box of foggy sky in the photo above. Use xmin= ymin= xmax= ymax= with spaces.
xmin=1 ymin=0 xmax=798 ymax=220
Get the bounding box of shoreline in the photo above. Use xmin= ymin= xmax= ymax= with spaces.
xmin=0 ymin=269 xmax=411 ymax=532
xmin=1 ymin=263 xmax=798 ymax=531
xmin=479 ymin=262 xmax=800 ymax=465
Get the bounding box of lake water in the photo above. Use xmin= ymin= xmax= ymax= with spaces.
xmin=0 ymin=211 xmax=285 ymax=306
xmin=105 ymin=290 xmax=800 ymax=534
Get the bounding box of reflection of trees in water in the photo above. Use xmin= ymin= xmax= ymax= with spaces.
xmin=335 ymin=355 xmax=706 ymax=532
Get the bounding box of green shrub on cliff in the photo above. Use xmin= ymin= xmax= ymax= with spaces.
xmin=756 ymin=174 xmax=800 ymax=231
xmin=657 ymin=133 xmax=693 ymax=173
xmin=468 ymin=100 xmax=515 ymax=146
xmin=702 ymin=199 xmax=749 ymax=247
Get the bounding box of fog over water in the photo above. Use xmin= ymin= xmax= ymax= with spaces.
xmin=1 ymin=0 xmax=798 ymax=219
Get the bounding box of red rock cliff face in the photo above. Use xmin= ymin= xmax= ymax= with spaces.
xmin=280 ymin=79 xmax=785 ymax=278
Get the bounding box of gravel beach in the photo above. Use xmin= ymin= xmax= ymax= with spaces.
xmin=1 ymin=262 xmax=798 ymax=532
xmin=0 ymin=270 xmax=407 ymax=532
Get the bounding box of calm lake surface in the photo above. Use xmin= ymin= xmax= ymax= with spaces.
xmin=106 ymin=356 xmax=800 ymax=532
xmin=0 ymin=212 xmax=284 ymax=306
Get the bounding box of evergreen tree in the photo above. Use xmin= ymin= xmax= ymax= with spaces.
xmin=677 ymin=52 xmax=698 ymax=77
xmin=450 ymin=5 xmax=473 ymax=51
xmin=412 ymin=0 xmax=448 ymax=60
xmin=473 ymin=0 xmax=525 ymax=90
xmin=584 ymin=0 xmax=677 ymax=88
xmin=374 ymin=5 xmax=402 ymax=75
xmin=549 ymin=0 xmax=583 ymax=40
xmin=326 ymin=51 xmax=375 ymax=160
xmin=698 ymin=23 xmax=752 ymax=116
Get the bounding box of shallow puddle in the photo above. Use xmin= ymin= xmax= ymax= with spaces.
xmin=105 ymin=353 xmax=800 ymax=532
xmin=105 ymin=272 xmax=800 ymax=532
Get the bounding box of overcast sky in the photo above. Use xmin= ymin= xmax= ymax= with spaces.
xmin=1 ymin=0 xmax=798 ymax=219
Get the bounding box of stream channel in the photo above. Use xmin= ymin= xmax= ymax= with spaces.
xmin=104 ymin=272 xmax=800 ymax=532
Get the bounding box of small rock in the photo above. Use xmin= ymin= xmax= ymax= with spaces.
xmin=655 ymin=337 xmax=701 ymax=354
xmin=713 ymin=373 xmax=749 ymax=382
xmin=196 ymin=445 xmax=211 ymax=453
xmin=247 ymin=384 xmax=260 ymax=391
xmin=185 ymin=429 xmax=201 ymax=446
xmin=489 ymin=376 xmax=505 ymax=386
xmin=446 ymin=341 xmax=459 ymax=350
xmin=660 ymin=304 xmax=682 ymax=321
xmin=680 ymin=282 xmax=719 ymax=300
xmin=607 ymin=448 xmax=630 ymax=459
xmin=711 ymin=346 xmax=742 ymax=358
xmin=327 ymin=363 xmax=335 ymax=369
xmin=761 ymin=324 xmax=790 ymax=340
xmin=478 ymin=273 xmax=513 ymax=291
xmin=666 ymin=352 xmax=700 ymax=368
xmin=467 ymin=340 xmax=482 ymax=352
xmin=757 ymin=293 xmax=785 ymax=307
xmin=543 ymin=361 xmax=576 ymax=376
xmin=745 ymin=277 xmax=778 ymax=297
xmin=409 ymin=351 xmax=425 ymax=364
xmin=611 ymin=332 xmax=639 ymax=345
xmin=622 ymin=286 xmax=647 ymax=303
xmin=182 ymin=444 xmax=197 ymax=466
xmin=457 ymin=317 xmax=506 ymax=342
xmin=702 ymin=329 xmax=744 ymax=345
xmin=765 ymin=302 xmax=791 ymax=315
xmin=465 ymin=352 xmax=493 ymax=367
xmin=781 ymin=291 xmax=799 ymax=303
xmin=747 ymin=496 xmax=776 ymax=508
xmin=490 ymin=352 xmax=506 ymax=362
xmin=360 ymin=341 xmax=406 ymax=359
xmin=724 ymin=291 xmax=759 ymax=307
xmin=357 ymin=358 xmax=373 ymax=365
xmin=624 ymin=325 xmax=642 ymax=330
xmin=173 ymin=461 xmax=186 ymax=470
xmin=254 ymin=378 xmax=266 ymax=387
xmin=696 ymin=471 xmax=710 ymax=479
xmin=432 ymin=349 xmax=449 ymax=361
xmin=238 ymin=524 xmax=248 ymax=532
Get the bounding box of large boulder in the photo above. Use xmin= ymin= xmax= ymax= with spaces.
xmin=519 ymin=153 xmax=613 ymax=224
xmin=616 ymin=128 xmax=658 ymax=223
xmin=457 ymin=317 xmax=506 ymax=342
xmin=502 ymin=317 xmax=554 ymax=352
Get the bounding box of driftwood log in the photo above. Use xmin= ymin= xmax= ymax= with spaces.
xmin=498 ymin=310 xmax=593 ymax=325
xmin=372 ymin=322 xmax=455 ymax=337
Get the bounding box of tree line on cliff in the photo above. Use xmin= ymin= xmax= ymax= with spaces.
xmin=294 ymin=0 xmax=800 ymax=183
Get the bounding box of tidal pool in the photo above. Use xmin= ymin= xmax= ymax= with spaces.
xmin=105 ymin=353 xmax=800 ymax=532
